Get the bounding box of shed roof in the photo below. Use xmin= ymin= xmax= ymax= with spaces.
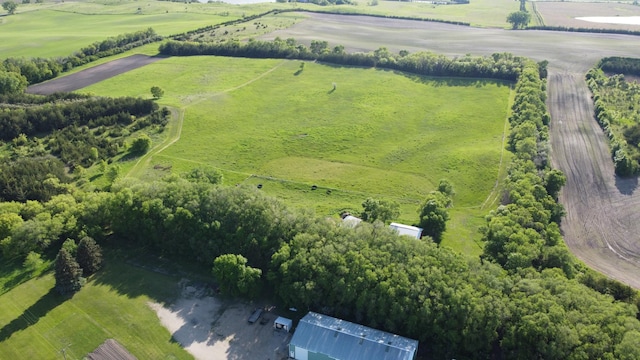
xmin=275 ymin=316 xmax=293 ymax=328
xmin=389 ymin=222 xmax=423 ymax=239
xmin=290 ymin=312 xmax=418 ymax=360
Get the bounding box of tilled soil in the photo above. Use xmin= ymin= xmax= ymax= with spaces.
xmin=26 ymin=54 xmax=165 ymax=95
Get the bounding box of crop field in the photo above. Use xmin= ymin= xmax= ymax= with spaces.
xmin=77 ymin=56 xmax=510 ymax=251
xmin=0 ymin=0 xmax=521 ymax=60
xmin=534 ymin=1 xmax=640 ymax=30
xmin=0 ymin=255 xmax=191 ymax=360
xmin=293 ymin=0 xmax=519 ymax=28
xmin=0 ymin=0 xmax=279 ymax=58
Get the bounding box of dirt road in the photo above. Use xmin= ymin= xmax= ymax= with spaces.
xmin=264 ymin=13 xmax=640 ymax=287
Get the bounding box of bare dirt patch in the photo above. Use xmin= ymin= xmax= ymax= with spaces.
xmin=26 ymin=55 xmax=165 ymax=95
xmin=149 ymin=281 xmax=291 ymax=360
xmin=535 ymin=2 xmax=640 ymax=30
xmin=86 ymin=339 xmax=137 ymax=360
xmin=263 ymin=13 xmax=640 ymax=288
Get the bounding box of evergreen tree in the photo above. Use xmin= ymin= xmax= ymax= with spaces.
xmin=76 ymin=236 xmax=103 ymax=276
xmin=54 ymin=248 xmax=83 ymax=294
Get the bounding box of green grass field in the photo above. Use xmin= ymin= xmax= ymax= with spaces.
xmin=0 ymin=253 xmax=191 ymax=360
xmin=312 ymin=0 xmax=519 ymax=27
xmin=80 ymin=56 xmax=511 ymax=252
xmin=0 ymin=0 xmax=275 ymax=58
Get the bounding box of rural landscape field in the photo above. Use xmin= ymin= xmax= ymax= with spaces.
xmin=3 ymin=0 xmax=640 ymax=359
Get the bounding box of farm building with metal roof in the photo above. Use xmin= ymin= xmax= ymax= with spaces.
xmin=288 ymin=312 xmax=418 ymax=360
xmin=389 ymin=222 xmax=423 ymax=239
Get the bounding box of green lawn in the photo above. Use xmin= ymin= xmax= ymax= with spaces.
xmin=80 ymin=57 xmax=511 ymax=254
xmin=0 ymin=254 xmax=191 ymax=360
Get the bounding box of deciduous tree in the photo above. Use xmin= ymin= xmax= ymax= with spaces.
xmin=212 ymin=254 xmax=261 ymax=298
xmin=2 ymin=1 xmax=17 ymax=15
xmin=360 ymin=197 xmax=400 ymax=223
xmin=507 ymin=11 xmax=531 ymax=29
xmin=418 ymin=192 xmax=450 ymax=243
xmin=150 ymin=86 xmax=164 ymax=99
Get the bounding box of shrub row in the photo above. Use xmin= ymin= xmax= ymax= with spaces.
xmin=528 ymin=25 xmax=640 ymax=37
xmin=586 ymin=68 xmax=639 ymax=176
xmin=159 ymin=38 xmax=525 ymax=81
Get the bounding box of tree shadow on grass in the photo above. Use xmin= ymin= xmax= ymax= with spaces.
xmin=90 ymin=249 xmax=188 ymax=303
xmin=0 ymin=287 xmax=67 ymax=342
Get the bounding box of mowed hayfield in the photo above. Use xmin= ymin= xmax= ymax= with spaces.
xmin=80 ymin=56 xmax=511 ymax=253
xmin=533 ymin=1 xmax=640 ymax=30
xmin=0 ymin=255 xmax=190 ymax=360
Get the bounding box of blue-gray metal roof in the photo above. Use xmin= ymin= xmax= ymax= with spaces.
xmin=290 ymin=312 xmax=418 ymax=360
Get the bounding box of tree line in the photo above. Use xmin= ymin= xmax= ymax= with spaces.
xmin=599 ymin=56 xmax=640 ymax=77
xmin=0 ymin=95 xmax=158 ymax=141
xmin=159 ymin=38 xmax=526 ymax=81
xmin=528 ymin=25 xmax=640 ymax=37
xmin=586 ymin=68 xmax=640 ymax=176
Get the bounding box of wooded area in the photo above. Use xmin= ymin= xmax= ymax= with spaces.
xmin=587 ymin=68 xmax=640 ymax=175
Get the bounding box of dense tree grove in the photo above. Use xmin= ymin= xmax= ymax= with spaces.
xmin=586 ymin=68 xmax=640 ymax=175
xmin=159 ymin=39 xmax=527 ymax=81
xmin=599 ymin=56 xmax=640 ymax=77
xmin=0 ymin=156 xmax=70 ymax=202
xmin=0 ymin=95 xmax=158 ymax=141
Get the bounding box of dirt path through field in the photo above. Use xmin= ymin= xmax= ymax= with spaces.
xmin=263 ymin=13 xmax=640 ymax=287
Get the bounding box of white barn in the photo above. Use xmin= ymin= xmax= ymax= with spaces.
xmin=389 ymin=222 xmax=423 ymax=239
